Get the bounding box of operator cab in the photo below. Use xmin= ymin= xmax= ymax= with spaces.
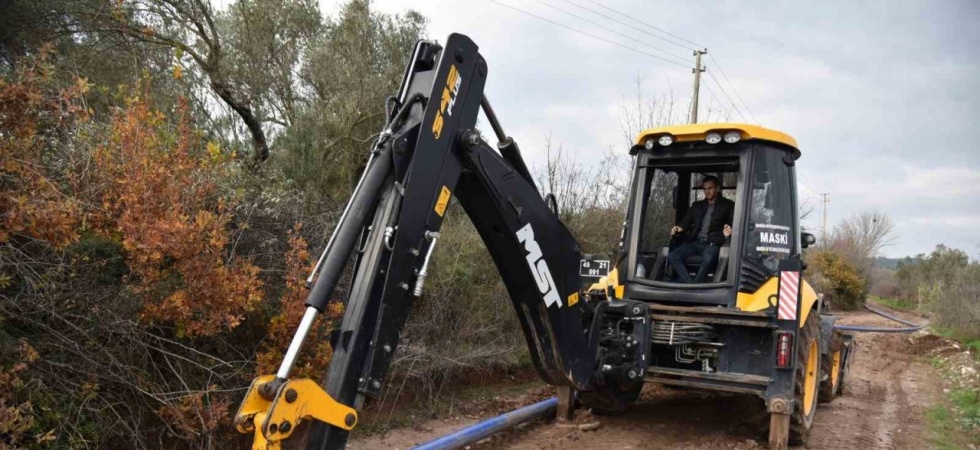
xmin=623 ymin=124 xmax=802 ymax=307
xmin=635 ymin=164 xmax=737 ymax=283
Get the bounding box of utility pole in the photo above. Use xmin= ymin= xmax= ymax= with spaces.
xmin=689 ymin=49 xmax=707 ymax=124
xmin=821 ymin=193 xmax=830 ymax=243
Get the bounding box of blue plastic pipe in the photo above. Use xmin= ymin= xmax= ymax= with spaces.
xmin=410 ymin=397 xmax=558 ymax=450
xmin=833 ymin=304 xmax=925 ymax=333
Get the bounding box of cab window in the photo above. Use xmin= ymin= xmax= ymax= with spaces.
xmin=744 ymin=146 xmax=795 ymax=271
xmin=635 ymin=158 xmax=740 ymax=284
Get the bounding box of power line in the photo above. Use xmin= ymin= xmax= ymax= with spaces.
xmin=699 ymin=81 xmax=728 ymax=121
xmin=563 ymin=0 xmax=694 ymax=52
xmin=796 ymin=171 xmax=825 ymax=192
xmin=798 ymin=179 xmax=821 ymax=198
xmin=535 ymin=0 xmax=690 ymax=65
xmin=559 ymin=0 xmax=762 ymax=127
xmin=797 ymin=174 xmax=826 ymax=197
xmin=703 ymin=71 xmax=747 ymax=122
xmin=488 ymin=0 xmax=689 ymax=68
xmin=579 ymin=0 xmax=704 ymax=50
xmin=705 ymin=70 xmax=748 ymax=122
xmin=491 ymin=0 xmax=765 ymax=130
xmin=708 ymin=53 xmax=760 ymax=124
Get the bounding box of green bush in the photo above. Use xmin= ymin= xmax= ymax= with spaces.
xmin=807 ymin=250 xmax=866 ymax=310
xmin=895 ymin=245 xmax=978 ymax=341
xmin=934 ymin=264 xmax=980 ymax=342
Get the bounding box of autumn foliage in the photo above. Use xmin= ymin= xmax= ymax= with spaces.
xmin=1 ymin=2 xmax=529 ymax=447
xmin=0 ymin=341 xmax=53 ymax=449
xmin=155 ymin=385 xmax=232 ymax=440
xmin=2 ymin=46 xmax=265 ymax=338
xmin=0 ymin=52 xmax=302 ymax=447
xmin=256 ymin=225 xmax=344 ymax=379
xmin=0 ymin=46 xmax=87 ymax=249
xmin=93 ymin=96 xmax=263 ymax=336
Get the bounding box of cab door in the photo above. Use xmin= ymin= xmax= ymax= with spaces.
xmin=741 ymin=145 xmax=798 ymax=275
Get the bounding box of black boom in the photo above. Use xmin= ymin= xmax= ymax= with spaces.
xmin=298 ymin=33 xmax=648 ymax=449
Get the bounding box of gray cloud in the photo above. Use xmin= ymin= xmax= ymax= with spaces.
xmin=322 ymin=0 xmax=980 ymax=258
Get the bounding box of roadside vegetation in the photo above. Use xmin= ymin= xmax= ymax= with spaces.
xmin=870 ymin=244 xmax=980 ymax=345
xmin=926 ymin=348 xmax=980 ymax=448
xmin=0 ymin=0 xmax=639 ymax=447
xmin=0 ymin=1 xmax=435 ymax=448
xmin=865 ymin=244 xmax=980 ymax=447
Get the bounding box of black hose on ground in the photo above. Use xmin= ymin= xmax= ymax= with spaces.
xmin=832 ymin=304 xmax=926 ymax=333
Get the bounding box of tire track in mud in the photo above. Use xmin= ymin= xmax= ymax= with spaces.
xmin=809 ymin=335 xmax=901 ymax=450
xmin=809 ymin=317 xmax=929 ymax=450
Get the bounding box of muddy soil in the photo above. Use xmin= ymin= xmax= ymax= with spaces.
xmin=348 ymin=306 xmax=943 ymax=449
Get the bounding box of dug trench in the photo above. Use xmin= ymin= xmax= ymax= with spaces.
xmin=343 ymin=304 xmax=950 ymax=449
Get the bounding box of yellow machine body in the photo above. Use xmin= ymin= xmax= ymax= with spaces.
xmin=736 ymin=277 xmax=821 ymax=325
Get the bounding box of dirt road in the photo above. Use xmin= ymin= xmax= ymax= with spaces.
xmin=351 ymin=306 xmax=943 ymax=449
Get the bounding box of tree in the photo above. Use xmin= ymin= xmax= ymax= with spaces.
xmin=620 ymin=77 xmax=682 ymax=145
xmin=275 ymin=0 xmax=426 ymax=198
xmin=895 ymin=244 xmax=969 ymax=306
xmin=0 ymin=2 xmax=440 ymax=447
xmin=829 ymin=209 xmax=896 ymax=262
xmin=51 ymin=0 xmax=323 ymax=167
xmin=534 ymin=133 xmax=630 ymax=254
xmin=803 ymin=210 xmax=896 ymax=309
xmin=618 ymin=75 xmax=731 ymax=145
xmin=219 ymin=0 xmax=321 ymax=129
xmin=93 ymin=97 xmax=265 ymax=336
xmin=1 ymin=51 xmax=256 ymax=448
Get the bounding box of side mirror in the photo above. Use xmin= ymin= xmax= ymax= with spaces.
xmin=801 ymin=232 xmax=817 ymax=249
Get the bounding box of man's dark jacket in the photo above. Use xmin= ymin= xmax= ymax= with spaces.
xmin=677 ymin=197 xmax=735 ymax=246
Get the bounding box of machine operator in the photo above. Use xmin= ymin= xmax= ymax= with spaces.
xmin=667 ymin=175 xmax=734 ymax=283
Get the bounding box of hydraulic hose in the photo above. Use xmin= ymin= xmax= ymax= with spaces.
xmin=410 ymin=397 xmax=558 ymax=450
xmin=832 ymin=304 xmax=926 ymax=333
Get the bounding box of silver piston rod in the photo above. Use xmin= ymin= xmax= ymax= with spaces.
xmin=412 ymin=231 xmax=440 ymax=297
xmin=277 ymin=307 xmax=319 ymax=379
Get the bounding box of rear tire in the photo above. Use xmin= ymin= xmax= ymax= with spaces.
xmin=789 ymin=312 xmax=820 ymax=445
xmin=819 ymin=330 xmax=844 ymax=403
xmin=579 ymin=380 xmax=643 ymax=416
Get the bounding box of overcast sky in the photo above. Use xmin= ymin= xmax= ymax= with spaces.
xmin=318 ymin=0 xmax=980 ymax=258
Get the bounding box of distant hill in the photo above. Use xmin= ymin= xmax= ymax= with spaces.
xmin=874 ymin=257 xmax=906 ymax=270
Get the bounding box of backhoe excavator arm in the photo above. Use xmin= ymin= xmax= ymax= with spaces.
xmin=235 ymin=33 xmax=650 ymax=450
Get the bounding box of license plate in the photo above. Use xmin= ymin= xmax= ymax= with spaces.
xmin=580 ymin=259 xmax=610 ymax=278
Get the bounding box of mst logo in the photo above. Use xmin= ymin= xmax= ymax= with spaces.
xmin=431 ymin=64 xmax=462 ymax=140
xmin=516 ymin=223 xmax=562 ymax=308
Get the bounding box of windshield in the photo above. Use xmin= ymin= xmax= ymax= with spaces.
xmin=634 ymin=157 xmax=739 ymax=285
